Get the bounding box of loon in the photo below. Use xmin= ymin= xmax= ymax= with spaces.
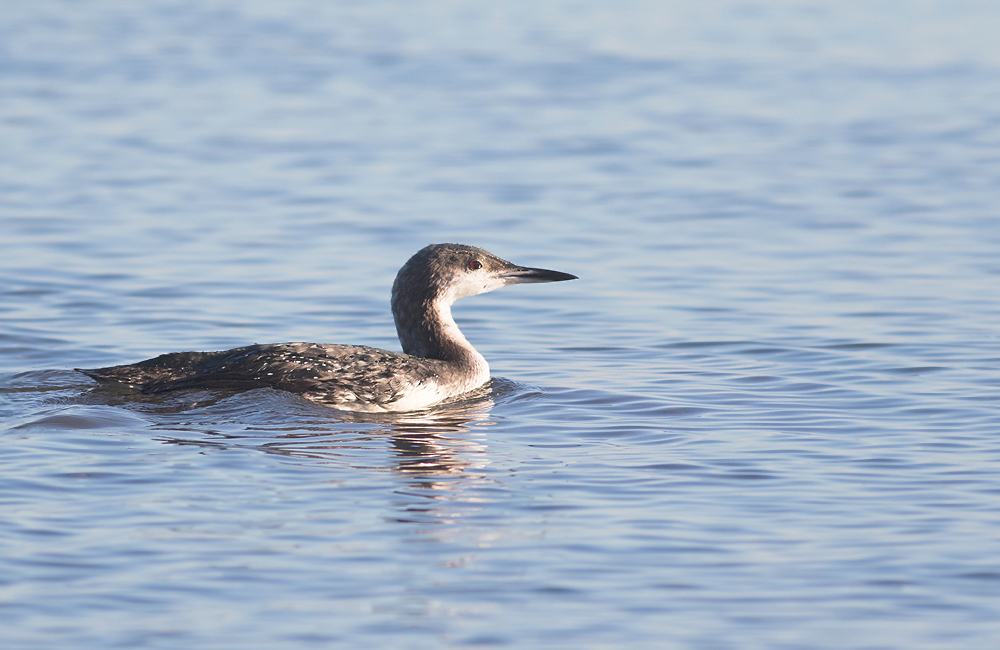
xmin=78 ymin=243 xmax=577 ymax=412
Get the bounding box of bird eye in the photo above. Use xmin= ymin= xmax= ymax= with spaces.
xmin=468 ymin=260 xmax=483 ymax=270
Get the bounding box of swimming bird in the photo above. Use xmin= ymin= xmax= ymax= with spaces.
xmin=78 ymin=243 xmax=577 ymax=412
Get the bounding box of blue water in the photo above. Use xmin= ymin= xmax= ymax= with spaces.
xmin=3 ymin=1 xmax=1000 ymax=648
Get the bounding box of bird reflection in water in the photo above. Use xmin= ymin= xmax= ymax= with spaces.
xmin=381 ymin=398 xmax=498 ymax=528
xmin=105 ymin=377 xmax=512 ymax=534
xmin=144 ymin=379 xmax=508 ymax=490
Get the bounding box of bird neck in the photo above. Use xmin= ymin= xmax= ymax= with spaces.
xmin=393 ymin=296 xmax=489 ymax=373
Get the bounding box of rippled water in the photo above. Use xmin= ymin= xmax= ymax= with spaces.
xmin=3 ymin=1 xmax=1000 ymax=648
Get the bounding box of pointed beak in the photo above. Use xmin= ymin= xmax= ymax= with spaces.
xmin=499 ymin=266 xmax=578 ymax=285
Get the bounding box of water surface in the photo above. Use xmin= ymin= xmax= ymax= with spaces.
xmin=3 ymin=1 xmax=1000 ymax=648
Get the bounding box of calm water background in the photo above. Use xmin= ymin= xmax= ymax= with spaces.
xmin=3 ymin=1 xmax=1000 ymax=648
